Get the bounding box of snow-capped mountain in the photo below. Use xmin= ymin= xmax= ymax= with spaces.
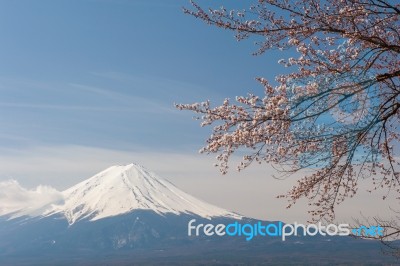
xmin=48 ymin=163 xmax=240 ymax=224
xmin=0 ymin=163 xmax=248 ymax=263
xmin=1 ymin=163 xmax=240 ymax=224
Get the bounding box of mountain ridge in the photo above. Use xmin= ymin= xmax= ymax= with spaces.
xmin=1 ymin=163 xmax=241 ymax=224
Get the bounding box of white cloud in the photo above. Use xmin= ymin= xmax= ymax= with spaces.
xmin=0 ymin=180 xmax=63 ymax=218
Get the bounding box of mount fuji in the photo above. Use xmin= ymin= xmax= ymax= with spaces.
xmin=0 ymin=163 xmax=248 ymax=263
xmin=0 ymin=163 xmax=396 ymax=265
xmin=40 ymin=163 xmax=240 ymax=224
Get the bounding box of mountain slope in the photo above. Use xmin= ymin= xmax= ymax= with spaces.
xmin=24 ymin=163 xmax=241 ymax=224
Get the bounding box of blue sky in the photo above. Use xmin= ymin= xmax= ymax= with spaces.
xmin=0 ymin=0 xmax=285 ymax=153
xmin=0 ymin=0 xmax=395 ymax=223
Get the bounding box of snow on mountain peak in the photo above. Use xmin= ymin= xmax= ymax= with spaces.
xmin=44 ymin=163 xmax=241 ymax=224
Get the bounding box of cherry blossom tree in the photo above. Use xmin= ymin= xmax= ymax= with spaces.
xmin=176 ymin=0 xmax=400 ymax=223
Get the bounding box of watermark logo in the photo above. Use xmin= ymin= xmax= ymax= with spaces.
xmin=352 ymin=225 xmax=384 ymax=237
xmin=188 ymin=219 xmax=383 ymax=241
xmin=286 ymin=70 xmax=382 ymax=168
